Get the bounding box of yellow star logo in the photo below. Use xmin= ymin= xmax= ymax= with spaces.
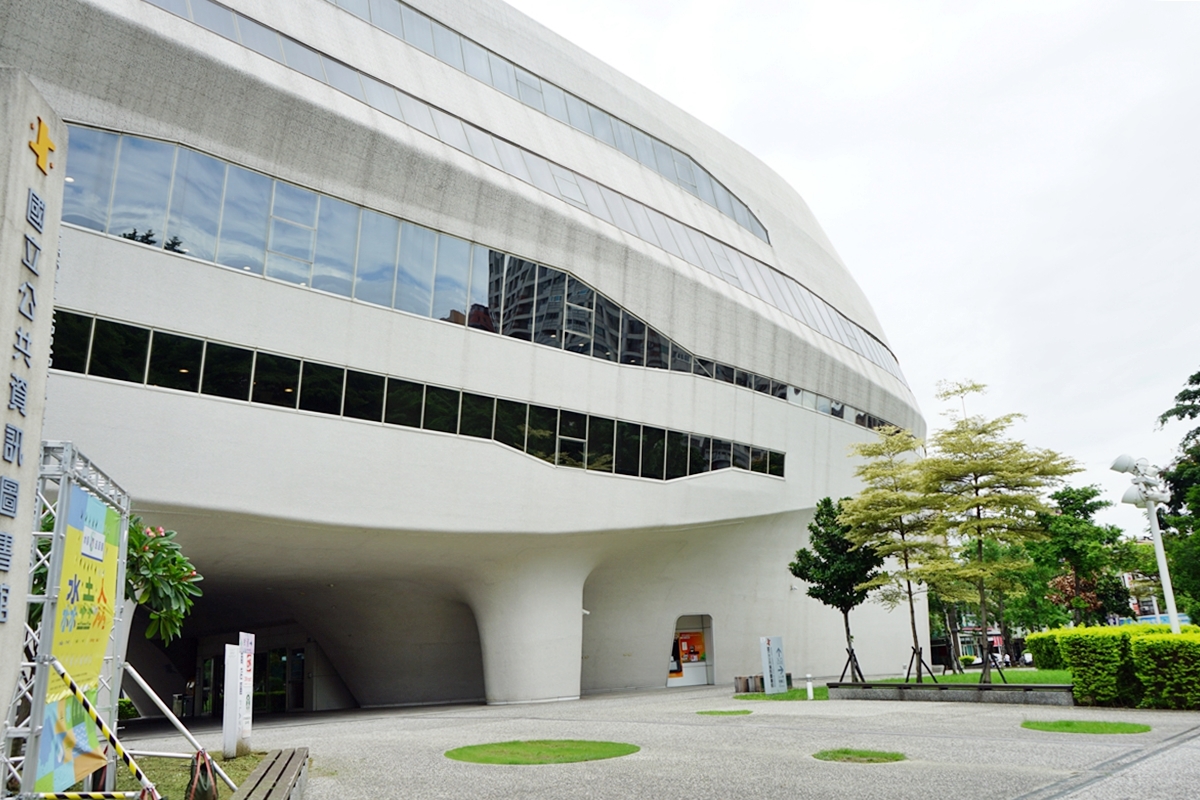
xmin=29 ymin=117 xmax=55 ymax=175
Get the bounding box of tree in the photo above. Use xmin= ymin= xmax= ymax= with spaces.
xmin=789 ymin=497 xmax=883 ymax=682
xmin=1158 ymin=368 xmax=1200 ymax=622
xmin=1033 ymin=485 xmax=1134 ymax=626
xmin=1158 ymin=368 xmax=1200 ymax=449
xmin=840 ymin=427 xmax=948 ymax=682
xmin=920 ymin=382 xmax=1077 ymax=683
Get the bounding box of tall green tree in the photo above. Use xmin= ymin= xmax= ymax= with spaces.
xmin=840 ymin=427 xmax=948 ymax=682
xmin=920 ymin=382 xmax=1077 ymax=683
xmin=789 ymin=497 xmax=883 ymax=681
xmin=1158 ymin=367 xmax=1200 ymax=620
xmin=1033 ymin=486 xmax=1133 ymax=626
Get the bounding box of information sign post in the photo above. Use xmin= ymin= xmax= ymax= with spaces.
xmin=223 ymin=632 xmax=254 ymax=758
xmin=760 ymin=636 xmax=788 ymax=695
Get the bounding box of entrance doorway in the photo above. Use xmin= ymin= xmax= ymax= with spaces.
xmin=668 ymin=615 xmax=714 ymax=687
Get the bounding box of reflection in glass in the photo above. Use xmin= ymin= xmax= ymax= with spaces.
xmin=670 ymin=344 xmax=692 ymax=373
xmin=615 ymin=421 xmax=641 ymax=476
xmin=526 ymin=405 xmax=557 ymax=463
xmin=478 ymin=249 xmax=505 ymax=333
xmin=542 ymin=82 xmax=569 ymax=123
xmin=565 ymin=93 xmax=592 ymax=134
xmin=754 ymin=375 xmax=772 ymax=395
xmin=63 ymin=126 xmax=118 ymax=231
xmin=558 ymin=436 xmax=585 ymax=468
xmin=264 ymin=251 xmax=310 ymax=286
xmin=501 ymin=258 xmax=536 ymax=341
xmin=384 ymin=378 xmax=423 ymax=427
xmin=466 ymin=246 xmax=493 ymax=331
xmin=50 ymin=311 xmax=92 ymax=374
xmin=423 ymin=387 xmax=460 ymax=433
xmin=494 ymin=399 xmax=526 ymax=450
xmin=400 ymin=6 xmax=435 ymax=54
xmin=354 ymin=210 xmax=399 ymax=307
xmin=693 ymin=358 xmax=714 ymax=379
xmin=711 ymin=439 xmax=733 ymax=470
xmin=487 ymin=52 xmax=517 ymax=97
xmin=190 ymin=0 xmax=237 ymax=38
xmin=816 ymin=395 xmax=832 ymax=415
xmin=564 ymin=305 xmax=592 ymax=355
xmin=343 ymin=370 xmax=384 ymax=421
xmin=665 ymin=431 xmax=689 ymax=479
xmin=559 ymin=408 xmax=587 ymax=467
xmin=586 ymin=416 xmax=614 ymax=471
xmin=592 ymin=296 xmax=621 ymax=362
xmin=620 ymin=314 xmax=646 ymax=366
xmin=147 ymin=332 xmax=202 ymax=392
xmin=299 ymin=362 xmax=344 ymax=415
xmin=688 ymin=436 xmax=710 ymax=475
xmin=431 ymin=21 xmax=464 ymax=70
xmin=645 ymin=328 xmax=668 ymax=370
xmin=771 ymin=381 xmax=788 ymax=399
xmin=830 ymin=401 xmax=845 ymax=419
xmin=216 ymin=166 xmax=272 ymax=274
xmin=459 ymin=392 xmax=494 ymax=438
xmin=88 ymin=320 xmax=148 ymax=383
xmin=735 ymin=370 xmax=752 ymax=389
xmin=732 ymin=443 xmax=750 ymax=470
xmin=164 ymin=148 xmax=224 ymax=259
xmin=236 ymin=14 xmax=283 ymax=62
xmin=395 ymin=222 xmax=436 ymax=316
xmin=750 ymin=448 xmax=769 ymax=474
xmin=534 ymin=266 xmax=565 ymax=348
xmin=280 ymin=38 xmax=326 ymax=82
xmin=312 ymin=197 xmax=359 ymax=296
xmin=769 ymin=451 xmax=786 ymax=477
xmin=322 ymin=57 xmax=365 ymax=100
xmin=714 ymin=364 xmax=735 ymax=384
xmin=272 ymin=182 xmax=318 ymax=226
xmin=461 ymin=37 xmax=491 ymax=82
xmin=252 ymin=353 xmax=300 ymax=408
xmin=640 ymin=426 xmax=666 ymax=479
xmin=108 ymin=137 xmax=175 ymax=245
xmin=268 ymin=219 xmax=314 ymax=261
xmin=432 ymin=234 xmax=471 ymax=323
xmin=201 ymin=343 xmax=253 ymax=400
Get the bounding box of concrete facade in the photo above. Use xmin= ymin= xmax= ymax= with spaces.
xmin=0 ymin=0 xmax=927 ymax=708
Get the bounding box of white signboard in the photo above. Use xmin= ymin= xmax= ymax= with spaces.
xmin=760 ymin=636 xmax=787 ymax=694
xmin=222 ymin=632 xmax=254 ymax=757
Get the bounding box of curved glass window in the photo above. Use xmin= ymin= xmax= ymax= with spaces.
xmin=134 ymin=5 xmax=902 ymax=381
xmin=52 ymin=310 xmax=787 ymax=480
xmin=60 ymin=125 xmax=902 ymax=428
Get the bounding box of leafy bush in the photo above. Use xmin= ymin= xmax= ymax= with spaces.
xmin=958 ymin=655 xmax=976 ymax=667
xmin=1025 ymin=631 xmax=1066 ymax=670
xmin=1056 ymin=628 xmax=1139 ymax=706
xmin=117 ymin=698 xmax=139 ymax=720
xmin=126 ymin=516 xmax=203 ymax=644
xmin=1131 ymin=633 xmax=1200 ymax=709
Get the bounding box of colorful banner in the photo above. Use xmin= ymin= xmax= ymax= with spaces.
xmin=36 ymin=485 xmax=121 ymax=792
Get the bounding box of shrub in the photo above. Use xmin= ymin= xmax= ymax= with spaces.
xmin=1056 ymin=627 xmax=1139 ymax=706
xmin=958 ymin=655 xmax=976 ymax=667
xmin=1025 ymin=631 xmax=1065 ymax=670
xmin=117 ymin=698 xmax=139 ymax=720
xmin=1131 ymin=633 xmax=1200 ymax=710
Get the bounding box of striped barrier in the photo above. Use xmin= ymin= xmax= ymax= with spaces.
xmin=34 ymin=659 xmax=161 ymax=800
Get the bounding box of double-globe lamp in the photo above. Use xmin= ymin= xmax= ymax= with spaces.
xmin=1111 ymin=454 xmax=1180 ymax=634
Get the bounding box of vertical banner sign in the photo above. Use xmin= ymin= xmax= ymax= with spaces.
xmin=0 ymin=67 xmax=66 ymax=765
xmin=223 ymin=632 xmax=254 ymax=758
xmin=35 ymin=486 xmax=121 ymax=791
xmin=760 ymin=636 xmax=787 ymax=695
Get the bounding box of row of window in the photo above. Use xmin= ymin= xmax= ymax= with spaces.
xmin=61 ymin=124 xmax=905 ymax=414
xmin=316 ymin=0 xmax=769 ymax=241
xmin=136 ymin=2 xmax=905 ymax=382
xmin=50 ymin=311 xmax=786 ymax=479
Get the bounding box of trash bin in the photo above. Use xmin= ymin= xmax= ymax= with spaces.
xmin=734 ymin=676 xmax=749 ymax=693
xmin=171 ymin=694 xmax=183 ymax=717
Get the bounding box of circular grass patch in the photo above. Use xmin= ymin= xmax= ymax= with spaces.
xmin=445 ymin=740 xmax=639 ymax=765
xmin=813 ymin=748 xmax=906 ymax=764
xmin=1022 ymin=720 xmax=1151 ymax=735
xmin=697 ymin=709 xmax=752 ymax=716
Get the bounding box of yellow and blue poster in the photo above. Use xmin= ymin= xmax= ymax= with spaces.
xmin=35 ymin=485 xmax=121 ymax=792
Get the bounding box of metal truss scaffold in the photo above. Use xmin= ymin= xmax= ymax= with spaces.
xmin=2 ymin=443 xmax=131 ymax=798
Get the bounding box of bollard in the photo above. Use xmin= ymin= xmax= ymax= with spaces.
xmin=806 ymin=673 xmax=813 ymax=700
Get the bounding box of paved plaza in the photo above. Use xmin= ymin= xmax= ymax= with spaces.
xmin=123 ymin=686 xmax=1200 ymax=799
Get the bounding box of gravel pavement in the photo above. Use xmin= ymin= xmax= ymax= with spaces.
xmin=119 ymin=686 xmax=1200 ymax=799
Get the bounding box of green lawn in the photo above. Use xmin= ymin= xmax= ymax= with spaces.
xmin=813 ymin=748 xmax=906 ymax=763
xmin=697 ymin=709 xmax=752 ymax=716
xmin=734 ymin=686 xmax=829 ymax=701
xmin=112 ymin=752 xmax=266 ymax=797
xmin=445 ymin=740 xmax=640 ymax=765
xmin=877 ymin=669 xmax=1071 ymax=685
xmin=1022 ymin=720 xmax=1151 ymax=735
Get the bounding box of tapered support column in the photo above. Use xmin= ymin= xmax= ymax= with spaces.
xmin=464 ymin=552 xmax=592 ymax=704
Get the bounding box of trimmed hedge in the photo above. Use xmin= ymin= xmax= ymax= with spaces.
xmin=1057 ymin=627 xmax=1138 ymax=706
xmin=1025 ymin=631 xmax=1065 ymax=671
xmin=1034 ymin=623 xmax=1200 ymax=707
xmin=1131 ymin=633 xmax=1200 ymax=709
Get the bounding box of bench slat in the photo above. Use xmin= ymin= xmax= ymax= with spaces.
xmin=245 ymin=749 xmax=294 ymax=800
xmin=230 ymin=749 xmax=283 ymax=800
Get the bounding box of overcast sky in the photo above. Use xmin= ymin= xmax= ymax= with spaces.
xmin=505 ymin=0 xmax=1200 ymax=534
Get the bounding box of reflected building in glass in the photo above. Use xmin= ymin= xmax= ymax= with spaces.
xmin=4 ymin=0 xmax=926 ymax=710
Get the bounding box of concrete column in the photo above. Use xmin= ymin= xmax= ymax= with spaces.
xmin=464 ymin=550 xmax=592 ymax=704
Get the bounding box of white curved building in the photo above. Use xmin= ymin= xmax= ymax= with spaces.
xmin=2 ymin=0 xmax=926 ymax=709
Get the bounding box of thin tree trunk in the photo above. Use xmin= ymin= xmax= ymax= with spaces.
xmin=1072 ymin=568 xmax=1082 ymax=627
xmin=902 ymin=544 xmax=922 ymax=683
xmin=978 ymin=534 xmax=991 ymax=684
xmin=842 ymin=609 xmax=856 ymax=681
xmin=947 ymin=604 xmax=964 ymax=673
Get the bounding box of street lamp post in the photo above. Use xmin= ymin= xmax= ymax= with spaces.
xmin=1111 ymin=454 xmax=1180 ymax=634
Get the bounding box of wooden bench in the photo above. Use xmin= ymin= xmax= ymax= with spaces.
xmin=230 ymin=748 xmax=309 ymax=800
